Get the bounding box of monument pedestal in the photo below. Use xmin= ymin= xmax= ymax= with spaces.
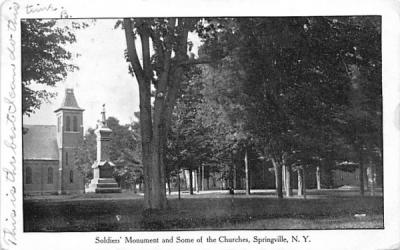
xmin=87 ymin=161 xmax=121 ymax=193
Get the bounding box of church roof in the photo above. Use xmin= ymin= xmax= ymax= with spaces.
xmin=54 ymin=88 xmax=84 ymax=112
xmin=23 ymin=125 xmax=59 ymax=160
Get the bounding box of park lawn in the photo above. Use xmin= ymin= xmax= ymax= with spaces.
xmin=23 ymin=191 xmax=383 ymax=231
xmin=207 ymin=215 xmax=383 ymax=230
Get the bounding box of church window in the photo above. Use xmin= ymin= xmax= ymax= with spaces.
xmin=70 ymin=170 xmax=74 ymax=183
xmin=73 ymin=116 xmax=78 ymax=131
xmin=47 ymin=167 xmax=53 ymax=184
xmin=26 ymin=167 xmax=32 ymax=184
xmin=66 ymin=116 xmax=71 ymax=131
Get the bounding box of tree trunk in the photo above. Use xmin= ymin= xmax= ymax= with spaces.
xmin=233 ymin=162 xmax=237 ymax=190
xmin=282 ymin=165 xmax=286 ymax=193
xmin=302 ymin=168 xmax=307 ymax=199
xmin=368 ymin=158 xmax=376 ymax=196
xmin=148 ymin=130 xmax=167 ymax=208
xmin=201 ymin=165 xmax=205 ymax=191
xmin=198 ymin=167 xmax=202 ymax=191
xmin=133 ymin=181 xmax=137 ymax=193
xmin=297 ymin=168 xmax=303 ymax=196
xmin=358 ymin=149 xmax=365 ymax=197
xmin=178 ymin=171 xmax=181 ymax=199
xmin=244 ymin=149 xmax=250 ymax=195
xmin=124 ymin=19 xmax=166 ymax=210
xmin=189 ymin=169 xmax=194 ymax=195
xmin=316 ymin=166 xmax=321 ymax=190
xmin=167 ymin=175 xmax=171 ymax=195
xmin=123 ymin=18 xmax=193 ymax=210
xmin=182 ymin=170 xmax=187 ymax=189
xmin=364 ymin=163 xmax=369 ymax=189
xmin=283 ymin=164 xmax=292 ymax=197
xmin=272 ymin=158 xmax=283 ymax=198
xmin=195 ymin=169 xmax=199 ymax=193
xmin=139 ymin=100 xmax=153 ymax=209
xmin=371 ymin=165 xmax=376 ymax=196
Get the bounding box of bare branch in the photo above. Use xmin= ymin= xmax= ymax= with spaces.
xmin=123 ymin=18 xmax=145 ymax=83
xmin=156 ymin=18 xmax=175 ymax=95
xmin=139 ymin=22 xmax=153 ymax=83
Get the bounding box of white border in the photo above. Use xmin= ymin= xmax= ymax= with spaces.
xmin=1 ymin=0 xmax=399 ymax=249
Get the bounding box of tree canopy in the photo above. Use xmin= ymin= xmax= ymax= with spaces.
xmin=21 ymin=19 xmax=87 ymax=115
xmin=119 ymin=16 xmax=381 ymax=207
xmin=166 ymin=16 xmax=382 ymax=197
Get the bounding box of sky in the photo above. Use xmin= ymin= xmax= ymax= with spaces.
xmin=23 ymin=19 xmax=200 ymax=131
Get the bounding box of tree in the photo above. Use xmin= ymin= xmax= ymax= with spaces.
xmin=74 ymin=117 xmax=142 ymax=189
xmin=122 ymin=18 xmax=221 ymax=210
xmin=166 ymin=69 xmax=215 ymax=195
xmin=107 ymin=117 xmax=142 ymax=190
xmin=332 ymin=17 xmax=382 ymax=196
xmin=21 ymin=19 xmax=87 ymax=115
xmin=74 ymin=128 xmax=96 ymax=184
xmin=198 ymin=61 xmax=251 ymax=194
xmin=204 ymin=17 xmax=381 ymax=198
xmin=121 ymin=16 xmax=381 ymax=208
xmin=231 ymin=18 xmax=313 ymax=198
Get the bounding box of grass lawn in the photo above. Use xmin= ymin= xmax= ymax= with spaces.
xmin=23 ymin=189 xmax=383 ymax=231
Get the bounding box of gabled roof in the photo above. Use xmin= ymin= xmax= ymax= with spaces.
xmin=54 ymin=88 xmax=84 ymax=112
xmin=23 ymin=125 xmax=59 ymax=160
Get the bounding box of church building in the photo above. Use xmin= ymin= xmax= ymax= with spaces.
xmin=23 ymin=88 xmax=85 ymax=195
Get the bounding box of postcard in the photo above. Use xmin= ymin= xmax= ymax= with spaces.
xmin=1 ymin=0 xmax=399 ymax=249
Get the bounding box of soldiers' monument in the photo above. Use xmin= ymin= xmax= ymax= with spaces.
xmin=87 ymin=105 xmax=121 ymax=193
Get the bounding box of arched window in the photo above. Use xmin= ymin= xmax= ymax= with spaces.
xmin=73 ymin=116 xmax=78 ymax=131
xmin=26 ymin=167 xmax=32 ymax=184
xmin=65 ymin=116 xmax=71 ymax=131
xmin=47 ymin=167 xmax=53 ymax=184
xmin=69 ymin=170 xmax=74 ymax=183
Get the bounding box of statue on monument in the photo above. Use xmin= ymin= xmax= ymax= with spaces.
xmin=87 ymin=104 xmax=121 ymax=193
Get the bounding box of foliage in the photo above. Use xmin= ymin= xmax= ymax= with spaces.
xmin=107 ymin=117 xmax=142 ymax=189
xmin=74 ymin=128 xmax=96 ymax=184
xmin=197 ymin=17 xmax=382 ymax=194
xmin=121 ymin=16 xmax=381 ymax=203
xmin=74 ymin=117 xmax=142 ymax=188
xmin=21 ymin=19 xmax=88 ymax=115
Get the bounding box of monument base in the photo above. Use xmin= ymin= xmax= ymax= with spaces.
xmin=86 ymin=178 xmax=121 ymax=193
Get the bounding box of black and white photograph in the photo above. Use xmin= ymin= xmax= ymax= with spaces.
xmin=21 ymin=16 xmax=384 ymax=231
xmin=1 ymin=0 xmax=399 ymax=249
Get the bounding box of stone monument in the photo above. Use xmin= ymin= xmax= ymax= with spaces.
xmin=87 ymin=104 xmax=121 ymax=193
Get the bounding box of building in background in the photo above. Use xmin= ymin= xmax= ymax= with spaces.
xmin=23 ymin=88 xmax=85 ymax=195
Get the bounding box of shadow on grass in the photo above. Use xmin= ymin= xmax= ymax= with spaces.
xmin=24 ymin=194 xmax=383 ymax=231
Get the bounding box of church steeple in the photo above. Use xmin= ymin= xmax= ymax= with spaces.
xmin=55 ymin=88 xmax=84 ymax=112
xmin=54 ymin=88 xmax=84 ymax=141
xmin=54 ymin=88 xmax=84 ymax=194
